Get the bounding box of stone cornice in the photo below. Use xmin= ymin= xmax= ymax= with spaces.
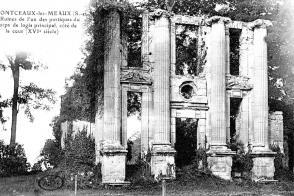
xmin=247 ymin=19 xmax=272 ymax=30
xmin=205 ymin=16 xmax=231 ymax=26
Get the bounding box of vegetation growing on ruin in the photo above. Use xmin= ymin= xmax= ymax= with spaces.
xmin=54 ymin=0 xmax=294 ymax=171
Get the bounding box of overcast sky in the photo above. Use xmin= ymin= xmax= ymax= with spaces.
xmin=0 ymin=0 xmax=90 ymax=164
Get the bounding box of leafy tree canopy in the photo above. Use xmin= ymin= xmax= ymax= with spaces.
xmin=0 ymin=52 xmax=56 ymax=145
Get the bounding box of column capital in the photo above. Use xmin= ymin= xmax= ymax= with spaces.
xmin=149 ymin=9 xmax=172 ymax=20
xmin=247 ymin=19 xmax=272 ymax=30
xmin=205 ymin=16 xmax=231 ymax=26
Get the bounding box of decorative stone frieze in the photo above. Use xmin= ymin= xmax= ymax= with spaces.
xmin=227 ymin=21 xmax=244 ymax=29
xmin=205 ymin=16 xmax=231 ymax=26
xmin=149 ymin=9 xmax=172 ymax=20
xmin=172 ymin=14 xmax=202 ymax=25
xmin=226 ymin=75 xmax=253 ymax=90
xmin=121 ymin=70 xmax=152 ymax=84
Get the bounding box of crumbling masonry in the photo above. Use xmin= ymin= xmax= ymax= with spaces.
xmin=94 ymin=9 xmax=284 ymax=183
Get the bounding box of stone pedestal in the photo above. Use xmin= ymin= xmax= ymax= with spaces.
xmin=207 ymin=154 xmax=233 ymax=180
xmin=207 ymin=146 xmax=234 ymax=180
xmin=151 ymin=145 xmax=176 ymax=180
xmin=101 ymin=148 xmax=128 ymax=184
xmin=251 ymin=152 xmax=276 ymax=181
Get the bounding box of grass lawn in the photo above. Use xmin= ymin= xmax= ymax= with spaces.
xmin=1 ymin=174 xmax=294 ymax=196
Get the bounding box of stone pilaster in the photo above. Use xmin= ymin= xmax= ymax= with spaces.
xmin=239 ymin=95 xmax=250 ymax=151
xmin=225 ymin=28 xmax=230 ymax=143
xmin=121 ymin=86 xmax=128 ymax=148
xmin=101 ymin=10 xmax=127 ymax=184
xmin=248 ymin=19 xmax=275 ymax=181
xmin=141 ymin=87 xmax=152 ymax=157
xmin=269 ymin=111 xmax=284 ymax=153
xmin=95 ymin=112 xmax=103 ymax=164
xmin=206 ymin=16 xmax=234 ymax=180
xmin=150 ymin=10 xmax=176 ymax=180
xmin=238 ymin=27 xmax=250 ymax=150
xmin=247 ymin=29 xmax=255 ymax=148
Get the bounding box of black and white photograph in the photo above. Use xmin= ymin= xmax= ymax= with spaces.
xmin=0 ymin=0 xmax=294 ymax=195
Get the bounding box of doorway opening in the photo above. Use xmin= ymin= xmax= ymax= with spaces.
xmin=125 ymin=91 xmax=142 ymax=179
xmin=175 ymin=118 xmax=198 ymax=168
xmin=230 ymin=98 xmax=242 ymax=142
xmin=126 ymin=91 xmax=142 ymax=164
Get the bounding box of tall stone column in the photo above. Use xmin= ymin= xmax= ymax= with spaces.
xmin=150 ymin=10 xmax=176 ymax=180
xmin=250 ymin=20 xmax=271 ymax=150
xmin=208 ymin=17 xmax=229 ymax=148
xmin=101 ymin=10 xmax=127 ymax=184
xmin=248 ymin=19 xmax=275 ymax=181
xmin=206 ymin=16 xmax=233 ymax=180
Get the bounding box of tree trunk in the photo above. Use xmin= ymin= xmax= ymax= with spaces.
xmin=10 ymin=65 xmax=19 ymax=145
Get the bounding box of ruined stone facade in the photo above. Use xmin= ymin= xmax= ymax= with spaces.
xmin=95 ymin=9 xmax=284 ymax=183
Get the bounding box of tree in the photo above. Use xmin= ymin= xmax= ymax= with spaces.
xmin=1 ymin=52 xmax=56 ymax=145
xmin=0 ymin=94 xmax=9 ymax=124
xmin=0 ymin=140 xmax=30 ymax=177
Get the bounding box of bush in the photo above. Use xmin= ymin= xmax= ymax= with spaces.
xmin=58 ymin=129 xmax=101 ymax=188
xmin=126 ymin=158 xmax=156 ymax=187
xmin=228 ymin=136 xmax=253 ymax=176
xmin=270 ymin=144 xmax=294 ymax=181
xmin=31 ymin=160 xmax=43 ymax=174
xmin=0 ymin=140 xmax=30 ymax=177
xmin=40 ymin=139 xmax=63 ymax=168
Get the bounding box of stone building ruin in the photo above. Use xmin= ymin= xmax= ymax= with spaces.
xmin=94 ymin=8 xmax=284 ymax=183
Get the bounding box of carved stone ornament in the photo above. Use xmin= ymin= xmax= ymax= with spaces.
xmin=226 ymin=75 xmax=253 ymax=90
xmin=149 ymin=9 xmax=172 ymax=20
xmin=121 ymin=70 xmax=152 ymax=83
xmin=247 ymin=19 xmax=272 ymax=30
xmin=205 ymin=16 xmax=231 ymax=26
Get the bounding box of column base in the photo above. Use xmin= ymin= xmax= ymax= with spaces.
xmin=101 ymin=147 xmax=128 ymax=184
xmin=151 ymin=144 xmax=176 ymax=180
xmin=251 ymin=149 xmax=276 ymax=181
xmin=207 ymin=146 xmax=234 ymax=180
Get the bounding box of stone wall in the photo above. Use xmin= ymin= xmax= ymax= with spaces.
xmin=60 ymin=120 xmax=95 ymax=149
xmin=269 ymin=111 xmax=284 ymax=152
